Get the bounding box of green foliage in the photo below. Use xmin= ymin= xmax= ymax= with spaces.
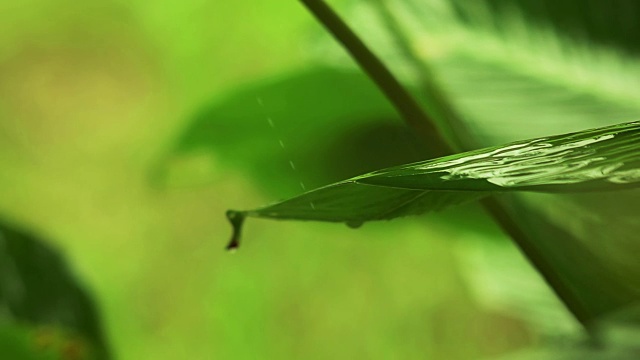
xmin=317 ymin=0 xmax=640 ymax=144
xmin=0 ymin=324 xmax=57 ymax=360
xmin=220 ymin=0 xmax=640 ymax=342
xmin=226 ymin=119 xmax=640 ymax=329
xmin=2 ymin=0 xmax=640 ymax=359
xmin=165 ymin=67 xmax=429 ymax=196
xmin=0 ymin=222 xmax=109 ymax=359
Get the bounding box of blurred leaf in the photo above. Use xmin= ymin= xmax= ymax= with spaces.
xmin=496 ymin=343 xmax=639 ymax=360
xmin=449 ymin=0 xmax=640 ymax=55
xmin=228 ymin=119 xmax=640 ymax=228
xmin=594 ymin=303 xmax=640 ymax=346
xmin=510 ymin=190 xmax=640 ymax=298
xmin=494 ymin=306 xmax=640 ymax=360
xmin=0 ymin=324 xmax=56 ymax=360
xmin=0 ymin=221 xmax=110 ymax=359
xmin=315 ymin=0 xmax=640 ymax=144
xmin=0 ymin=323 xmax=94 ymax=360
xmin=163 ymin=67 xmax=428 ymax=197
xmin=497 ymin=195 xmax=640 ymax=324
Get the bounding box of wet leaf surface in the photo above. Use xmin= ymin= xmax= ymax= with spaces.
xmin=230 ymin=120 xmax=640 ymax=226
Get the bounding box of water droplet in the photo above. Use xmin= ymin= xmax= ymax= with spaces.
xmin=279 ymin=140 xmax=285 ymax=148
xmin=267 ymin=117 xmax=275 ymax=128
xmin=289 ymin=161 xmax=296 ymax=170
xmin=346 ymin=220 xmax=363 ymax=229
xmin=225 ymin=210 xmax=246 ymax=251
xmin=310 ymin=202 xmax=316 ymax=210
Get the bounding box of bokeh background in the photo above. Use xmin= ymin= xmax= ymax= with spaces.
xmin=1 ymin=0 xmax=639 ymax=359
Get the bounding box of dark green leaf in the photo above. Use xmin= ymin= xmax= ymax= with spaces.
xmin=0 ymin=324 xmax=57 ymax=360
xmin=162 ymin=67 xmax=428 ymax=197
xmin=0 ymin=221 xmax=110 ymax=359
xmin=449 ymin=0 xmax=640 ymax=55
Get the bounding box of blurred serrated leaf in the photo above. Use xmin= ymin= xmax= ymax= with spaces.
xmin=314 ymin=0 xmax=640 ymax=144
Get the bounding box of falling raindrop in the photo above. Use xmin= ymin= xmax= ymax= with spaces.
xmin=256 ymin=93 xmax=314 ymax=211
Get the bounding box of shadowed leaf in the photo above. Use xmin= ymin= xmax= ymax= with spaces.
xmin=0 ymin=221 xmax=110 ymax=359
xmin=163 ymin=67 xmax=428 ymax=197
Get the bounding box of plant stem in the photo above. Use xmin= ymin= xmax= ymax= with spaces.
xmin=371 ymin=0 xmax=473 ymax=152
xmin=299 ymin=0 xmax=590 ymax=328
xmin=299 ymin=0 xmax=451 ymax=157
xmin=480 ymin=197 xmax=591 ymax=325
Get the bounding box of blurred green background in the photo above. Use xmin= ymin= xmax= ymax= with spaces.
xmin=1 ymin=0 xmax=638 ymax=359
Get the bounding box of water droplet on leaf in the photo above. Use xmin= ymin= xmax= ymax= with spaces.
xmin=346 ymin=220 xmax=363 ymax=229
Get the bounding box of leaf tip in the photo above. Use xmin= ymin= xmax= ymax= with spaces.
xmin=225 ymin=210 xmax=246 ymax=252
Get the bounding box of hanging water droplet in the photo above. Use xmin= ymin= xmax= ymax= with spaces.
xmin=226 ymin=210 xmax=246 ymax=251
xmin=346 ymin=220 xmax=363 ymax=229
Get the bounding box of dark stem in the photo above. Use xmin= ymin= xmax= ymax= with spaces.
xmin=371 ymin=0 xmax=476 ymax=152
xmin=480 ymin=197 xmax=590 ymax=326
xmin=299 ymin=0 xmax=451 ymax=157
xmin=299 ymin=0 xmax=590 ymax=328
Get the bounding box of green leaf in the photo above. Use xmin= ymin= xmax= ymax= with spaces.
xmin=0 ymin=221 xmax=110 ymax=359
xmin=227 ymin=119 xmax=640 ymax=234
xmin=162 ymin=66 xmax=428 ymax=197
xmin=224 ymin=108 xmax=640 ymax=326
xmin=226 ymin=119 xmax=640 ymax=328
